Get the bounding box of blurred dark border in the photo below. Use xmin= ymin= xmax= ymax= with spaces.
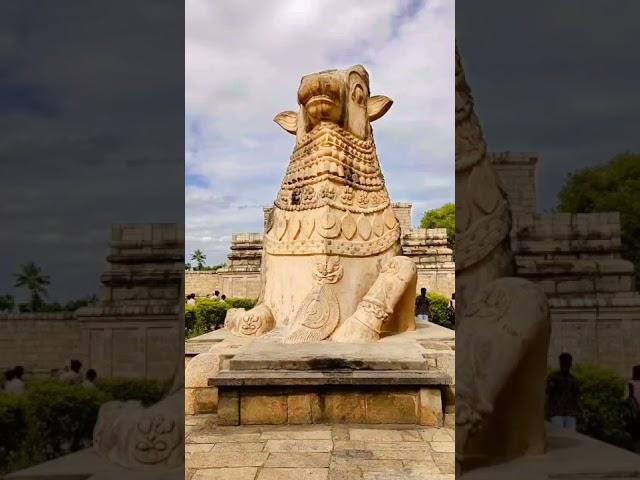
xmin=0 ymin=1 xmax=185 ymax=477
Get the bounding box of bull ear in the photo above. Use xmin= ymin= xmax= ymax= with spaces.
xmin=274 ymin=111 xmax=298 ymax=134
xmin=367 ymin=95 xmax=393 ymax=122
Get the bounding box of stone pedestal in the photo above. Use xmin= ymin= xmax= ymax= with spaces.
xmin=207 ymin=325 xmax=455 ymax=427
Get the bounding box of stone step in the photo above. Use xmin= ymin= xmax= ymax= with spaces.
xmin=211 ymin=369 xmax=452 ymax=387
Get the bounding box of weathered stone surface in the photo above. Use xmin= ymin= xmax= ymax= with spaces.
xmin=185 ymin=387 xmax=217 ymax=415
xmin=192 ymin=468 xmax=258 ymax=480
xmin=211 ymin=442 xmax=265 ymax=452
xmin=216 ymin=390 xmax=239 ymax=426
xmin=265 ymin=439 xmax=333 ymax=453
xmin=349 ymin=429 xmax=404 ymax=442
xmin=188 ymin=450 xmax=268 ymax=468
xmin=185 ymin=444 xmax=214 ymax=454
xmin=260 ymin=428 xmax=332 ymax=440
xmin=265 ymin=452 xmax=331 ymax=468
xmin=323 ymin=393 xmax=367 ymax=423
xmin=287 ymin=393 xmax=314 ymax=424
xmin=431 ymin=452 xmax=455 ymax=473
xmin=431 ymin=442 xmax=454 ymax=453
xmin=369 ymin=449 xmax=430 ymax=461
xmin=365 ymin=392 xmax=417 ymax=423
xmin=258 ymin=468 xmax=328 ymax=480
xmin=241 ymin=394 xmax=288 ymax=425
xmin=419 ymin=388 xmax=443 ymax=427
xmin=228 ymin=335 xmax=428 ymax=371
xmin=189 ymin=433 xmax=261 ymax=444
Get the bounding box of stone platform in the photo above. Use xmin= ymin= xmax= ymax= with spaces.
xmin=207 ymin=325 xmax=455 ymax=427
xmin=5 ymin=449 xmax=182 ymax=480
xmin=186 ymin=414 xmax=455 ymax=480
xmin=463 ymin=423 xmax=640 ymax=479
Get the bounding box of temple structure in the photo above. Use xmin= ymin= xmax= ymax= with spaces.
xmin=490 ymin=152 xmax=640 ymax=378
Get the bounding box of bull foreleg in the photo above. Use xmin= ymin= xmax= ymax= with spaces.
xmin=332 ymin=256 xmax=416 ymax=343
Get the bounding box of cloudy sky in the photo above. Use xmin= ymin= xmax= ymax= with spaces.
xmin=0 ymin=1 xmax=184 ymax=302
xmin=186 ymin=0 xmax=455 ymax=265
xmin=457 ymin=0 xmax=640 ymax=211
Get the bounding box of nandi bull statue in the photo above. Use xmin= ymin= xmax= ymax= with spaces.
xmin=225 ymin=65 xmax=417 ymax=344
xmin=455 ymin=46 xmax=551 ymax=475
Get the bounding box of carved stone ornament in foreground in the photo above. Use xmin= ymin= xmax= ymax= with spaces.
xmin=93 ymin=375 xmax=184 ymax=471
xmin=226 ymin=65 xmax=416 ymax=344
xmin=455 ymin=45 xmax=551 ymax=474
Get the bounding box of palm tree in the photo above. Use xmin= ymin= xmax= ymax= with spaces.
xmin=14 ymin=262 xmax=50 ymax=311
xmin=190 ymin=249 xmax=206 ymax=271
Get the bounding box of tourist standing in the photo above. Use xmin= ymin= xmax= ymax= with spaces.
xmin=82 ymin=369 xmax=97 ymax=389
xmin=59 ymin=359 xmax=83 ymax=385
xmin=415 ymin=287 xmax=430 ymax=325
xmin=546 ymin=353 xmax=580 ymax=431
xmin=633 ymin=365 xmax=640 ymax=405
xmin=209 ymin=290 xmax=221 ymax=301
xmin=3 ymin=369 xmax=15 ymax=390
xmin=4 ymin=366 xmax=26 ymax=394
xmin=186 ymin=293 xmax=196 ymax=305
xmin=448 ymin=293 xmax=456 ymax=327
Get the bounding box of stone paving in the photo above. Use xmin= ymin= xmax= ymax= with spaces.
xmin=186 ymin=415 xmax=455 ymax=480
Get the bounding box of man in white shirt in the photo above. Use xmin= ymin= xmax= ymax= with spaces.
xmin=59 ymin=360 xmax=83 ymax=385
xmin=82 ymin=369 xmax=97 ymax=389
xmin=4 ymin=366 xmax=26 ymax=394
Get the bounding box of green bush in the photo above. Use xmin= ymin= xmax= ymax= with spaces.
xmin=0 ymin=377 xmax=172 ymax=474
xmin=194 ymin=299 xmax=228 ymax=334
xmin=573 ymin=364 xmax=631 ymax=449
xmin=546 ymin=364 xmax=631 ymax=449
xmin=0 ymin=395 xmax=28 ymax=470
xmin=225 ymin=297 xmax=258 ymax=309
xmin=416 ymin=292 xmax=454 ymax=329
xmin=25 ymin=382 xmax=108 ymax=458
xmin=96 ymin=377 xmax=171 ymax=407
xmin=185 ymin=297 xmax=257 ymax=339
xmin=185 ymin=303 xmax=197 ymax=336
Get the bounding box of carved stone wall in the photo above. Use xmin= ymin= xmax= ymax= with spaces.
xmin=491 ymin=152 xmax=640 ymax=378
xmin=185 ymin=203 xmax=455 ymax=299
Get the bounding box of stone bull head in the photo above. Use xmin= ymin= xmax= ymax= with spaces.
xmin=274 ymin=65 xmax=393 ymax=144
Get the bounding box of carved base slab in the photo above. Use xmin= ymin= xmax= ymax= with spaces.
xmin=226 ymin=332 xmax=430 ymax=371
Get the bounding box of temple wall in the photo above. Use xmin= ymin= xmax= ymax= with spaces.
xmin=491 ymin=152 xmax=640 ymax=378
xmin=0 ymin=313 xmax=81 ymax=375
xmin=185 ymin=271 xmax=224 ymax=297
xmin=0 ymin=224 xmax=183 ymax=380
xmin=0 ymin=313 xmax=180 ymax=379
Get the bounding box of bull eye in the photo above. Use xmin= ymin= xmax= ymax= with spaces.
xmin=351 ymin=84 xmax=365 ymax=106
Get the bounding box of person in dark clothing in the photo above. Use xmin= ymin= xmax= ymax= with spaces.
xmin=624 ymin=382 xmax=640 ymax=442
xmin=546 ymin=352 xmax=580 ymax=431
xmin=415 ymin=287 xmax=430 ymax=325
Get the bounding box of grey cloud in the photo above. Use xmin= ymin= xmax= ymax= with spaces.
xmin=0 ymin=0 xmax=184 ymax=302
xmin=457 ymin=0 xmax=640 ymax=209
